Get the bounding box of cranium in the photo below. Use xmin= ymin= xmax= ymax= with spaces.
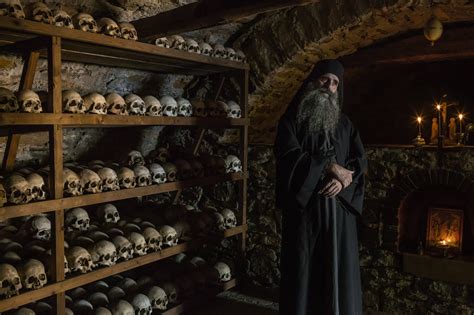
xmin=189 ymin=256 xmax=207 ymax=268
xmin=227 ymin=100 xmax=241 ymax=118
xmin=0 ymin=263 xmax=21 ymax=298
xmin=119 ymin=277 xmax=138 ymax=294
xmin=174 ymin=159 xmax=193 ymax=180
xmin=86 ymin=280 xmax=109 ymax=293
xmin=176 ymin=97 xmax=193 ymax=117
xmin=117 ymin=167 xmax=136 ymax=189
xmin=95 ymin=307 xmax=112 ymax=315
xmin=127 ymin=232 xmax=147 ymax=256
xmin=198 ymin=42 xmax=213 ymax=56
xmin=97 ymin=167 xmax=120 ymax=192
xmin=72 ymin=300 xmax=94 ymax=314
xmin=124 ymin=93 xmax=145 ymax=116
xmin=119 ymin=22 xmax=138 ymax=40
xmin=134 ymin=166 xmax=152 ymax=187
xmin=25 ymin=172 xmax=47 ymax=201
xmin=162 ymin=162 xmax=177 ymax=182
xmin=147 ymin=147 xmax=170 ymax=164
xmin=19 ymin=259 xmax=47 ymax=289
xmin=98 ymin=17 xmax=121 ymax=37
xmin=112 ymin=235 xmax=133 ymax=261
xmin=153 ymin=37 xmax=170 ymax=48
xmin=12 ymin=307 xmax=35 ymax=315
xmin=225 ymin=154 xmax=242 ymax=173
xmin=211 ymin=44 xmax=226 ymax=58
xmin=28 ymin=215 xmax=51 ymax=241
xmin=221 ymin=208 xmax=237 ymax=228
xmin=87 ymin=291 xmax=110 ymax=308
xmin=17 ymin=89 xmax=42 ymax=113
xmin=80 ymin=169 xmax=103 ymax=194
xmin=216 ymin=100 xmax=229 ymax=117
xmin=84 ymin=92 xmax=108 ymax=115
xmin=172 ymin=220 xmax=191 ymax=241
xmin=67 ymin=246 xmax=93 ymax=273
xmin=143 ymin=95 xmax=162 ymax=116
xmin=4 ymin=174 xmax=32 ymax=205
xmin=235 ymin=49 xmax=246 ymax=62
xmin=65 ymin=208 xmax=90 ymax=232
xmin=169 ymin=35 xmax=186 ymax=50
xmin=131 ymin=294 xmax=152 ymax=315
xmin=214 ymin=262 xmax=232 ymax=282
xmin=0 ymin=181 xmax=6 ymax=207
xmin=72 ymin=13 xmax=98 ymax=33
xmin=97 ymin=204 xmax=120 ymax=224
xmin=108 ymin=286 xmax=126 ymax=303
xmin=111 ymin=300 xmax=134 ymax=315
xmin=143 ymin=227 xmax=162 ymax=252
xmin=188 ymin=159 xmax=204 ymax=178
xmin=0 ymin=0 xmax=24 ymax=19
xmin=225 ymin=47 xmax=237 ymax=60
xmin=206 ymin=100 xmax=219 ymax=117
xmin=147 ymin=286 xmax=168 ymax=310
xmin=53 ymin=9 xmax=73 ymax=28
xmin=0 ymin=87 xmax=19 ymax=112
xmin=158 ymin=225 xmax=178 ymax=247
xmin=148 ymin=163 xmax=167 ymax=184
xmin=26 ymin=2 xmax=52 ymax=24
xmin=106 ymin=93 xmax=128 ymax=115
xmin=160 ymin=96 xmax=178 ymax=117
xmin=213 ymin=212 xmax=225 ymax=231
xmin=63 ymin=168 xmax=83 ymax=197
xmin=160 ymin=282 xmax=178 ymax=304
xmin=87 ymin=230 xmax=110 ymax=243
xmin=185 ymin=38 xmax=200 ymax=53
xmin=89 ymin=240 xmax=117 ymax=267
xmin=62 ymin=89 xmax=86 ymax=114
xmin=126 ymin=150 xmax=145 ymax=167
xmin=191 ymin=99 xmax=207 ymax=117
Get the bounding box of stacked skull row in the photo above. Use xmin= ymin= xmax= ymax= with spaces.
xmin=0 ymin=260 xmax=47 ymax=299
xmin=0 ymin=1 xmax=138 ymax=40
xmin=152 ymin=35 xmax=246 ymax=62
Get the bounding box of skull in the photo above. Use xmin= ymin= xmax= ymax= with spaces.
xmin=19 ymin=259 xmax=47 ymax=289
xmin=227 ymin=100 xmax=241 ymax=118
xmin=212 ymin=44 xmax=226 ymax=58
xmin=25 ymin=172 xmax=46 ymax=201
xmin=235 ymin=49 xmax=246 ymax=62
xmin=112 ymin=235 xmax=133 ymax=261
xmin=213 ymin=212 xmax=225 ymax=231
xmin=147 ymin=286 xmax=168 ymax=310
xmin=17 ymin=89 xmax=42 ymax=113
xmin=127 ymin=232 xmax=147 ymax=256
xmin=221 ymin=208 xmax=237 ymax=228
xmin=216 ymin=100 xmax=230 ymax=117
xmin=106 ymin=93 xmax=128 ymax=115
xmin=0 ymin=87 xmax=18 ymax=112
xmin=148 ymin=163 xmax=167 ymax=184
xmin=160 ymin=282 xmax=178 ymax=304
xmin=169 ymin=35 xmax=186 ymax=50
xmin=158 ymin=225 xmax=178 ymax=247
xmin=62 ymin=89 xmax=86 ymax=114
xmin=131 ymin=294 xmax=152 ymax=315
xmin=89 ymin=240 xmax=117 ymax=267
xmin=159 ymin=96 xmax=177 ymax=117
xmin=0 ymin=182 xmax=5 ymax=207
xmin=80 ymin=169 xmax=103 ymax=194
xmin=97 ymin=167 xmax=120 ymax=192
xmin=133 ymin=166 xmax=152 ymax=187
xmin=73 ymin=13 xmax=98 ymax=33
xmin=127 ymin=150 xmax=145 ymax=168
xmin=225 ymin=155 xmax=242 ymax=173
xmin=189 ymin=256 xmax=207 ymax=268
xmin=214 ymin=262 xmax=232 ymax=282
xmin=53 ymin=9 xmax=73 ymax=28
xmin=174 ymin=159 xmax=193 ymax=180
xmin=124 ymin=93 xmax=145 ymax=116
xmin=4 ymin=174 xmax=32 ymax=205
xmin=95 ymin=307 xmax=112 ymax=315
xmin=97 ymin=204 xmax=120 ymax=224
xmin=143 ymin=227 xmax=162 ymax=252
xmin=84 ymin=92 xmax=108 ymax=115
xmin=148 ymin=147 xmax=170 ymax=164
xmin=67 ymin=246 xmax=93 ymax=273
xmin=153 ymin=37 xmax=170 ymax=48
xmin=65 ymin=208 xmax=90 ymax=232
xmin=206 ymin=100 xmax=219 ymax=117
xmin=26 ymin=2 xmax=52 ymax=24
xmin=188 ymin=159 xmax=204 ymax=178
xmin=87 ymin=291 xmax=109 ymax=308
xmin=117 ymin=167 xmax=136 ymax=189
xmin=176 ymin=97 xmax=193 ymax=117
xmin=172 ymin=220 xmax=191 ymax=241
xmin=13 ymin=308 xmax=35 ymax=315
xmin=143 ymin=95 xmax=162 ymax=116
xmin=119 ymin=277 xmax=138 ymax=294
xmin=185 ymin=38 xmax=200 ymax=53
xmin=0 ymin=263 xmax=21 ymax=298
xmin=119 ymin=22 xmax=138 ymax=40
xmin=198 ymin=42 xmax=213 ymax=56
xmin=162 ymin=162 xmax=177 ymax=182
xmin=29 ymin=215 xmax=51 ymax=241
xmin=225 ymin=47 xmax=237 ymax=60
xmin=63 ymin=168 xmax=83 ymax=197
xmin=111 ymin=300 xmax=134 ymax=315
xmin=108 ymin=286 xmax=126 ymax=302
xmin=191 ymin=99 xmax=207 ymax=117
xmin=0 ymin=0 xmax=24 ymax=19
xmin=98 ymin=17 xmax=121 ymax=37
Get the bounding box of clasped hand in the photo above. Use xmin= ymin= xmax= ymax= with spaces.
xmin=318 ymin=163 xmax=354 ymax=198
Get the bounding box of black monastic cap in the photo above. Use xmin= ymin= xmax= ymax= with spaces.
xmin=308 ymin=59 xmax=344 ymax=82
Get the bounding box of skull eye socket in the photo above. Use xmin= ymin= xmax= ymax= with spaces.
xmin=12 ymin=190 xmax=21 ymax=198
xmin=13 ymin=278 xmax=20 ymax=285
xmin=27 ymin=276 xmax=36 ymax=284
xmin=39 ymin=274 xmax=46 ymax=281
xmin=1 ymin=280 xmax=9 ymax=287
xmin=114 ymin=104 xmax=122 ymax=110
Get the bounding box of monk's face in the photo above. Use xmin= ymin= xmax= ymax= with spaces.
xmin=315 ymin=73 xmax=339 ymax=94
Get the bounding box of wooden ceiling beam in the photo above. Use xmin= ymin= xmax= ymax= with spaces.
xmin=133 ymin=0 xmax=319 ymax=41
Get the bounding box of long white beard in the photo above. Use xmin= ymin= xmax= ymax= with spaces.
xmin=296 ymin=87 xmax=340 ymax=135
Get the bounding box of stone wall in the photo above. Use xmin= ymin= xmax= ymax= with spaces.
xmin=246 ymin=144 xmax=474 ymax=313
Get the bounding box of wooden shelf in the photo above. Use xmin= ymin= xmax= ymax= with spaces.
xmin=0 ymin=17 xmax=248 ymax=75
xmin=0 ymin=173 xmax=247 ymax=221
xmin=162 ymin=279 xmax=238 ymax=315
xmin=0 ymin=113 xmax=249 ymax=128
xmin=0 ymin=225 xmax=246 ymax=313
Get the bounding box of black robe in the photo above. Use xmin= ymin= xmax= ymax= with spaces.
xmin=274 ymin=110 xmax=367 ymax=315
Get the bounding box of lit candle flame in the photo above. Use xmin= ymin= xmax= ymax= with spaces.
xmin=436 ymin=104 xmax=441 ymax=111
xmin=459 ymin=113 xmax=464 ymax=120
xmin=417 ymin=117 xmax=422 ymax=124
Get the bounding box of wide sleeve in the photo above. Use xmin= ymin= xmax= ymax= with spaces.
xmin=274 ymin=115 xmax=330 ymax=210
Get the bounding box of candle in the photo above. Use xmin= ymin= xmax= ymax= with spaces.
xmin=436 ymin=104 xmax=442 ymax=136
xmin=459 ymin=113 xmax=463 ymax=133
xmin=417 ymin=116 xmax=422 ymax=136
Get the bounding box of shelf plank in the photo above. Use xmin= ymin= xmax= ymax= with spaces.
xmin=0 ymin=226 xmax=246 ymax=313
xmin=0 ymin=113 xmax=249 ymax=128
xmin=0 ymin=17 xmax=248 ymax=75
xmin=0 ymin=173 xmax=247 ymax=220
